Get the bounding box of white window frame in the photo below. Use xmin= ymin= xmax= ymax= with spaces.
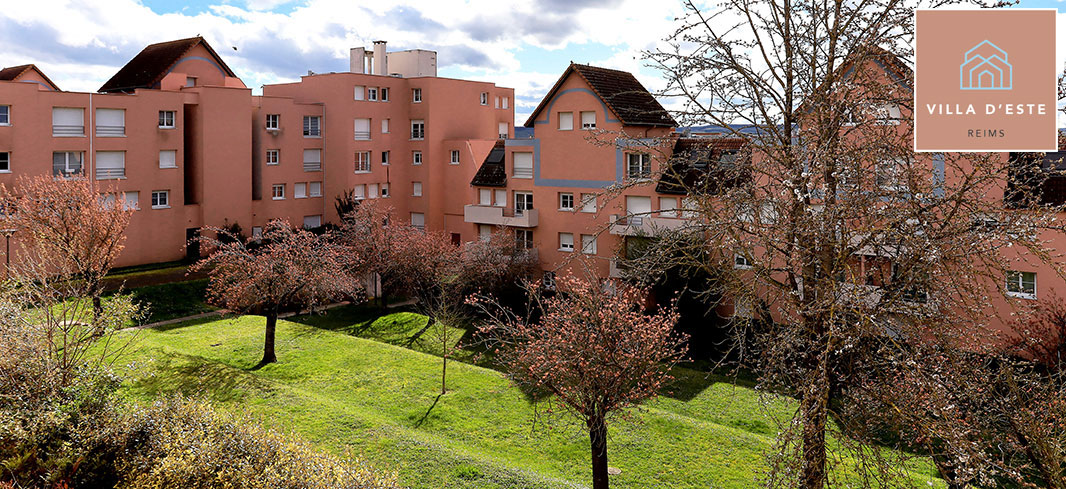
xmin=413 ymin=181 xmax=423 ymax=197
xmin=0 ymin=152 xmax=10 ymax=172
xmin=354 ymin=86 xmax=365 ymax=101
xmin=580 ymin=193 xmax=597 ymax=213
xmin=412 ymin=88 xmax=422 ymax=103
xmin=367 ymin=87 xmax=378 ymax=101
xmin=381 ymin=150 xmax=390 ymax=165
xmin=580 ymin=111 xmax=596 ymax=130
xmin=303 ymin=116 xmax=321 ymax=137
xmin=354 ymin=151 xmax=371 ymax=173
xmin=271 ymin=184 xmax=285 ymax=200
xmin=559 ymin=111 xmax=573 ymax=131
xmin=380 ymin=87 xmax=389 ymax=102
xmin=354 ymin=118 xmax=371 ymax=140
xmin=412 ymin=151 xmax=422 ymax=165
xmin=559 ymin=192 xmax=574 ymax=211
xmin=0 ymin=105 xmax=9 ymax=125
xmin=499 ymin=122 xmax=508 ymax=139
xmin=411 ymin=120 xmax=425 ymax=140
xmin=479 ymin=188 xmax=492 ymax=205
xmin=309 ymin=181 xmax=322 ymax=197
xmin=450 ymin=150 xmax=460 ymax=165
xmin=513 ymin=152 xmax=533 ymax=179
xmin=53 ymin=107 xmax=85 ymax=136
xmin=95 ymin=108 xmax=125 ymax=137
xmin=265 ymin=149 xmax=279 ymax=166
xmin=734 ymin=253 xmax=753 ymax=270
xmin=410 ymin=212 xmax=425 ymax=230
xmin=1006 ymin=271 xmax=1037 ymax=299
xmin=121 ymin=191 xmax=139 ymax=211
xmin=95 ymin=151 xmax=125 ymax=180
xmin=559 ymin=232 xmax=574 ymax=252
xmin=265 ymin=113 xmax=279 ymax=130
xmin=151 ymin=190 xmax=170 ymax=209
xmin=295 ymin=182 xmax=307 ymax=199
xmin=581 ymin=234 xmax=596 ymax=254
xmin=381 ymin=118 xmax=390 ymax=134
xmin=158 ymin=110 xmax=175 ymax=129
xmin=515 ymin=229 xmax=533 ymax=249
xmin=303 ymin=149 xmax=322 ymax=172
xmin=626 ymin=153 xmax=652 ymax=180
xmin=303 ymin=215 xmax=322 ymax=229
xmin=502 ymin=97 xmax=509 ymax=109
xmin=52 ymin=151 xmax=83 ymax=177
xmin=480 ymin=92 xmax=488 ymax=105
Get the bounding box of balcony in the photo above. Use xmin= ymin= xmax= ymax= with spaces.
xmin=609 ymin=214 xmax=691 ymax=236
xmin=95 ymin=167 xmax=125 ymax=180
xmin=95 ymin=125 xmax=125 ymax=137
xmin=52 ymin=125 xmax=84 ymax=137
xmin=464 ymin=205 xmax=539 ymax=228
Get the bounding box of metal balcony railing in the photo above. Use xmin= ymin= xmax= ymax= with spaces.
xmin=95 ymin=167 xmax=125 ymax=179
xmin=52 ymin=125 xmax=84 ymax=136
xmin=95 ymin=125 xmax=125 ymax=137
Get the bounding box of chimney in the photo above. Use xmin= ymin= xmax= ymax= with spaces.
xmin=350 ymin=47 xmax=366 ymax=73
xmin=373 ymin=40 xmax=387 ymax=75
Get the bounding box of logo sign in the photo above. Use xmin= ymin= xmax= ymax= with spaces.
xmin=915 ymin=9 xmax=1057 ymax=152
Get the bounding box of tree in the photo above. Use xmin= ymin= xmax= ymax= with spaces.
xmin=191 ymin=220 xmax=359 ymax=366
xmin=638 ymin=1 xmax=1062 ymax=486
xmin=474 ymin=272 xmax=687 ymax=489
xmin=3 ymin=175 xmax=134 ymax=316
xmin=337 ymin=200 xmax=410 ymax=309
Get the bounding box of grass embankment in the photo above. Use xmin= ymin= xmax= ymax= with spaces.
xmin=114 ymin=305 xmax=944 ymax=489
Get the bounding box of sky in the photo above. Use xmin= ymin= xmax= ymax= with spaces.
xmin=1 ymin=0 xmax=1063 ymax=127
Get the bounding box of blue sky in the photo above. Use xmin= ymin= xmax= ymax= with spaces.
xmin=1 ymin=0 xmax=1062 ymax=125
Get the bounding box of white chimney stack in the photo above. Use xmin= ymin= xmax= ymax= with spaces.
xmin=373 ymin=40 xmax=387 ymax=75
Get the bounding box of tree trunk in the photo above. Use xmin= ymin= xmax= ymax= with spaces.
xmin=441 ymin=354 xmax=447 ymax=395
xmin=588 ymin=415 xmax=609 ymax=489
xmin=800 ymin=353 xmax=829 ymax=489
xmin=261 ymin=311 xmax=278 ymax=365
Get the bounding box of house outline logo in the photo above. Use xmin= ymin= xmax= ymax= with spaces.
xmin=959 ymin=40 xmax=1013 ymax=90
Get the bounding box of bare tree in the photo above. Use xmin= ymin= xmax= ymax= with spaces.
xmin=632 ymin=1 xmax=1064 ymax=486
xmin=191 ymin=220 xmax=359 ymax=366
xmin=474 ymin=272 xmax=687 ymax=489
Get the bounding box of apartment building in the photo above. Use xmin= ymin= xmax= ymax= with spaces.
xmin=0 ymin=37 xmax=513 ymax=267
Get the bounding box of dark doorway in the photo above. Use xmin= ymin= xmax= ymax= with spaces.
xmin=185 ymin=228 xmax=201 ymax=263
xmin=450 ymin=233 xmax=462 ymax=246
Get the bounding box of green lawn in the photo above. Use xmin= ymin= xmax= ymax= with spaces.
xmin=118 ymin=279 xmax=216 ymax=324
xmin=114 ymin=307 xmax=944 ymax=489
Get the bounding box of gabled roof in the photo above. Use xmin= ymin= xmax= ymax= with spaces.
xmin=524 ymin=63 xmax=676 ymax=128
xmin=99 ymin=37 xmax=237 ymax=93
xmin=0 ymin=64 xmax=60 ymax=90
xmin=471 ymin=140 xmax=507 ymax=187
xmin=656 ymin=137 xmax=750 ymax=195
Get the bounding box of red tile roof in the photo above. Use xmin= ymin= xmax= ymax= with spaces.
xmin=0 ymin=64 xmax=60 ymax=90
xmin=524 ymin=63 xmax=676 ymax=128
xmin=99 ymin=37 xmax=237 ymax=93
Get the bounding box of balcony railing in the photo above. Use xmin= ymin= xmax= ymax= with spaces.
xmin=609 ymin=214 xmax=690 ymax=236
xmin=53 ymin=125 xmax=84 ymax=137
xmin=95 ymin=167 xmax=125 ymax=179
xmin=304 ymin=161 xmax=322 ymax=172
xmin=464 ymin=205 xmax=538 ymax=228
xmin=95 ymin=125 xmax=125 ymax=137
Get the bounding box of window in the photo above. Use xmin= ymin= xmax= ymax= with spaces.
xmin=580 ymin=193 xmax=597 ymax=213
xmin=252 ymin=226 xmax=263 ymax=240
xmin=53 ymin=107 xmax=85 ymax=136
xmin=542 ymin=271 xmax=556 ymax=289
xmin=498 ymin=122 xmax=508 ymax=139
xmin=410 ymin=212 xmax=425 ymax=230
xmin=303 ymin=215 xmax=322 ymax=229
xmin=0 ymin=152 xmax=9 ymax=172
xmin=368 ymin=183 xmax=379 ymax=198
xmin=354 ymin=118 xmax=371 ymax=140
xmin=412 ymin=151 xmax=422 ymax=165
xmin=271 ymin=184 xmax=285 ymax=200
xmin=309 ymin=181 xmax=322 ymax=197
xmin=303 ymin=149 xmax=322 ymax=172
xmin=580 ymin=111 xmax=596 ymax=129
xmin=0 ymin=105 xmax=9 ymax=125
xmin=515 ymin=229 xmax=533 ymax=249
xmin=413 ymin=182 xmax=423 ymax=196
xmin=381 ymin=183 xmax=390 ymax=198
xmin=52 ymin=151 xmax=83 ymax=177
xmin=151 ymin=190 xmax=169 ymax=209
xmin=479 ymin=188 xmax=492 ymax=205
xmin=659 ymin=197 xmax=678 ymax=218
xmin=95 ymin=151 xmax=125 ymax=180
xmin=478 ymin=225 xmax=492 ymax=241
xmin=559 ymin=112 xmax=573 ymax=130
xmin=381 ymin=151 xmax=390 ymax=165
xmin=559 ymin=233 xmax=574 ymax=252
xmin=559 ymin=192 xmax=574 ymax=211
xmin=381 ymin=88 xmax=389 ymax=101
xmin=185 ymin=76 xmax=197 ymax=87
xmin=381 ymin=118 xmax=390 ymax=134
xmin=627 ymin=153 xmax=651 ymax=179
xmin=513 ymin=152 xmax=533 ymax=178
xmin=581 ymin=234 xmax=596 ymax=254
xmin=265 ymin=114 xmax=279 ymax=130
xmin=295 ymin=182 xmax=307 ymax=199
xmin=353 ymin=184 xmax=365 ymax=199
xmin=1006 ymin=271 xmax=1037 ymax=299
xmin=494 ymin=96 xmax=500 ymax=108
xmin=412 ymin=88 xmax=422 ymax=103
xmin=494 ymin=189 xmax=506 ymax=207
xmin=450 ymin=150 xmax=460 ymax=165
xmin=875 ymin=103 xmax=902 ymax=125
xmin=734 ymin=253 xmax=753 ymax=270
xmin=515 ymin=191 xmax=533 ymax=215
xmin=480 ymin=92 xmax=488 ymax=105
xmin=411 ymin=120 xmax=425 ymax=140
xmin=265 ymin=149 xmax=279 ymax=166
xmin=502 ymin=97 xmax=509 ymax=109
xmin=354 ymin=151 xmax=371 ymax=173
xmin=158 ymin=110 xmax=175 ymax=129
xmin=368 ymin=87 xmax=378 ymax=101
xmin=95 ymin=108 xmax=124 ymax=137
xmin=354 ymin=86 xmax=365 ymax=100
xmin=121 ymin=191 xmax=139 ymax=210
xmin=303 ymin=116 xmax=321 ymax=137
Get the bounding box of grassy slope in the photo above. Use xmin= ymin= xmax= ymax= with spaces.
xmin=115 ymin=311 xmax=943 ymax=489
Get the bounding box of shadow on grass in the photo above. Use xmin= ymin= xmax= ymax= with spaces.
xmin=132 ymin=351 xmax=273 ymax=402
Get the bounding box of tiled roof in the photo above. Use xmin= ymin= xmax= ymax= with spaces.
xmin=0 ymin=64 xmax=60 ymax=90
xmin=471 ymin=140 xmax=507 ymax=187
xmin=524 ymin=63 xmax=676 ymax=128
xmin=656 ymin=137 xmax=749 ymax=195
xmin=99 ymin=37 xmax=236 ymax=93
